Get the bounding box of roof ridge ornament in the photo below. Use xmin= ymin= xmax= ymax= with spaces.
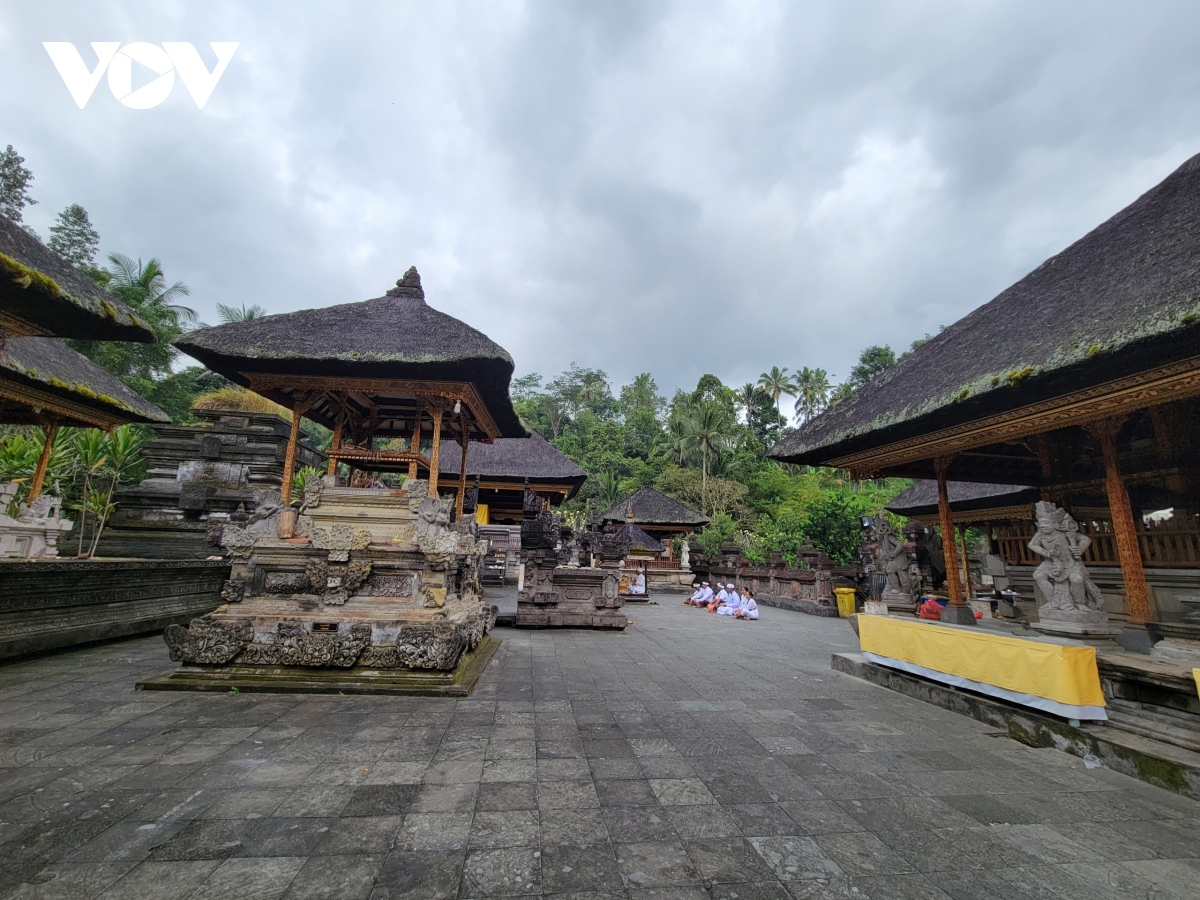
xmin=387 ymin=266 xmax=424 ymax=300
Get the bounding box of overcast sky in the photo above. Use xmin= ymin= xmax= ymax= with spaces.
xmin=4 ymin=1 xmax=1200 ymax=406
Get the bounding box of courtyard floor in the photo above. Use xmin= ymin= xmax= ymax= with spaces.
xmin=1 ymin=602 xmax=1198 ymax=900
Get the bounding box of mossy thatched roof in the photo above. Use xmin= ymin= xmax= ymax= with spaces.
xmin=440 ymin=430 xmax=587 ymax=491
xmin=617 ymin=522 xmax=666 ymax=553
xmin=174 ymin=267 xmax=525 ymax=438
xmin=601 ymin=486 xmax=709 ymax=527
xmin=0 ymin=215 xmax=156 ymax=343
xmin=886 ymin=480 xmax=1037 ymax=518
xmin=769 ymin=153 xmax=1200 ymax=467
xmin=0 ymin=336 xmax=169 ymax=426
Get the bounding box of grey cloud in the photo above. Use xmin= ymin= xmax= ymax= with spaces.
xmin=3 ymin=0 xmax=1200 ymax=406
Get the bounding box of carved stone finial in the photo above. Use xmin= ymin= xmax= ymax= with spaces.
xmin=387 ymin=266 xmax=425 ymax=299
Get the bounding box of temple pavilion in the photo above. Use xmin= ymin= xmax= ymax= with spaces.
xmin=438 ymin=430 xmax=587 ymax=524
xmin=769 ymin=153 xmax=1200 ymax=637
xmin=0 ymin=215 xmax=168 ymax=538
xmin=154 ymin=267 xmax=526 ymax=691
xmin=600 ymin=486 xmax=708 ymax=564
xmin=176 ymin=267 xmax=527 ymax=516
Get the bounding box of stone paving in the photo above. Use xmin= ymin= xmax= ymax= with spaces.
xmin=1 ymin=601 xmax=1199 ymax=899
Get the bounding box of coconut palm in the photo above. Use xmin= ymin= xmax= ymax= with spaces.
xmin=216 ymin=302 xmax=268 ymax=323
xmin=793 ymin=367 xmax=832 ymax=423
xmin=596 ymin=469 xmax=624 ymax=509
xmin=735 ymin=383 xmax=763 ymax=424
xmin=683 ymin=399 xmax=733 ymax=498
xmin=106 ymin=253 xmax=195 ymax=325
xmin=756 ymin=366 xmax=796 ymax=417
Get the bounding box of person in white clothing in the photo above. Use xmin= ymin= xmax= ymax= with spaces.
xmin=733 ymin=589 xmax=759 ymax=620
xmin=628 ymin=569 xmax=646 ymax=595
xmin=685 ymin=583 xmax=703 ymax=606
xmin=707 ymin=583 xmax=730 ymax=612
xmin=717 ymin=585 xmax=742 ymax=616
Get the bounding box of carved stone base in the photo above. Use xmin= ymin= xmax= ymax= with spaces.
xmin=880 ymin=590 xmax=917 ymax=615
xmin=139 ymin=635 xmax=501 ymax=697
xmin=514 ymin=565 xmax=627 ymax=630
xmin=1030 ymin=620 xmax=1122 ymax=646
xmin=1150 ymin=638 xmax=1200 ymax=665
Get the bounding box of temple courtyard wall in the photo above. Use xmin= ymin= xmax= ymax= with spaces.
xmin=0 ymin=603 xmax=1198 ymax=898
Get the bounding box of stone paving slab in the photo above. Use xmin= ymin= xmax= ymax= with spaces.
xmin=0 ymin=602 xmax=1198 ymax=898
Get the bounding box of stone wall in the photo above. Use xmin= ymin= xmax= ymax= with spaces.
xmin=0 ymin=559 xmax=229 ymax=660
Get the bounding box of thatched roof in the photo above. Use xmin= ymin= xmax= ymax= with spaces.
xmin=440 ymin=430 xmax=587 ymax=489
xmin=601 ymin=486 xmax=709 ymax=527
xmin=886 ymin=480 xmax=1037 ymax=518
xmin=0 ymin=337 xmax=169 ymax=427
xmin=617 ymin=522 xmax=666 ymax=553
xmin=769 ymin=153 xmax=1200 ymax=468
xmin=0 ymin=215 xmax=155 ymax=343
xmin=174 ymin=267 xmax=524 ymax=438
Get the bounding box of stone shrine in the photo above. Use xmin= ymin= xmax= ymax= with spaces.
xmin=0 ymin=483 xmax=72 ymax=559
xmin=515 ymin=483 xmax=627 ymax=629
xmin=96 ymin=409 xmax=324 ymax=559
xmin=141 ymin=268 xmax=525 ymax=692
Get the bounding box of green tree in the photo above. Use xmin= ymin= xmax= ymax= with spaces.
xmin=47 ymin=204 xmax=100 ymax=267
xmin=757 ymin=366 xmax=797 ymax=417
xmin=848 ymin=345 xmax=896 ymax=388
xmin=0 ymin=144 xmax=36 ymax=222
xmin=803 ymin=491 xmax=866 ymax=565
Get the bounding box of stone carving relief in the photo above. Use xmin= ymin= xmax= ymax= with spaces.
xmin=220 ymin=579 xmax=246 ymax=603
xmin=304 ymin=558 xmax=373 ymax=604
xmin=238 ymin=621 xmax=371 ymax=667
xmin=164 ymin=617 xmax=250 ymax=664
xmin=310 ymin=523 xmax=372 ymax=562
xmin=359 ymin=573 xmax=415 ymax=597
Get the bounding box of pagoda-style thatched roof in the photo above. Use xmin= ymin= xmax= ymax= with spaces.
xmin=0 ymin=214 xmax=156 ymax=343
xmin=174 ymin=268 xmax=525 ymax=440
xmin=0 ymin=336 xmax=169 ymax=427
xmin=769 ymin=153 xmax=1200 ymax=474
xmin=440 ymin=430 xmax=587 ymax=495
xmin=887 ymin=480 xmax=1038 ymax=520
xmin=617 ymin=522 xmax=666 ymax=553
xmin=601 ymin=486 xmax=709 ymax=528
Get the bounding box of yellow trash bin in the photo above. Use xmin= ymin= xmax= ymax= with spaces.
xmin=834 ymin=587 xmax=857 ymax=619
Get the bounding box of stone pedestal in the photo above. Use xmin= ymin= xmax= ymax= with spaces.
xmin=938 ymin=603 xmax=978 ymax=626
xmin=1149 ymin=619 xmax=1200 ymax=665
xmin=1031 ymin=607 xmax=1121 ymax=647
xmin=156 ymin=480 xmax=496 ymax=688
xmin=881 ymin=589 xmax=917 ymax=616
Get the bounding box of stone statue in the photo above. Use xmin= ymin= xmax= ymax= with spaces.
xmin=873 ymin=514 xmax=913 ymax=602
xmin=414 ymin=497 xmax=452 ymax=542
xmin=1028 ymin=501 xmax=1115 ymax=641
xmin=1029 ymin=501 xmax=1103 ymax=614
xmin=679 ymin=540 xmax=690 ymax=571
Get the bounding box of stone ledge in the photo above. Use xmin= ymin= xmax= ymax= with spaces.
xmin=137 ymin=634 xmax=501 ymax=697
xmin=757 ymin=593 xmax=839 ymax=617
xmin=832 ymin=650 xmax=1200 ymax=801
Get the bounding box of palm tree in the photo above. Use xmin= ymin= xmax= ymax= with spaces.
xmin=684 ymin=400 xmax=732 ymax=499
xmin=106 ymin=253 xmax=195 ymax=325
xmin=216 ymin=302 xmax=268 ymax=323
xmin=735 ymin=383 xmax=762 ymax=425
xmin=596 ymin=470 xmax=624 ymax=509
xmin=793 ymin=367 xmax=832 ymax=423
xmin=757 ymin=366 xmax=796 ymax=417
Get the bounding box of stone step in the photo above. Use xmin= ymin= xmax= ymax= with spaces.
xmin=1105 ymin=699 xmax=1200 ymax=754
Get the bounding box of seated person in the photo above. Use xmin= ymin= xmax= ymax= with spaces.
xmin=733 ymin=589 xmax=759 ymax=620
xmin=717 ymin=584 xmax=743 ymax=615
xmin=688 ymin=582 xmax=713 ymax=607
xmin=686 ymin=583 xmax=704 ymax=606
xmin=628 ymin=569 xmax=647 ymax=595
xmin=707 ymin=583 xmax=730 ymax=612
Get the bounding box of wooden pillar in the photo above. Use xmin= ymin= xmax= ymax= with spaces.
xmin=959 ymin=524 xmax=973 ymax=601
xmin=280 ymin=402 xmax=303 ymax=506
xmin=27 ymin=424 xmax=59 ymax=502
xmin=427 ymin=407 xmax=444 ymax=498
xmin=1088 ymin=417 xmax=1154 ymax=625
xmin=934 ymin=457 xmax=963 ymax=607
xmin=408 ymin=408 xmax=422 ymax=481
xmin=455 ymin=421 xmax=470 ymax=519
xmin=327 ymin=415 xmax=343 ymax=477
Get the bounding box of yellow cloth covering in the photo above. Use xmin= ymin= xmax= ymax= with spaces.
xmin=1193 ymin=669 xmax=1200 ymax=701
xmin=859 ymin=615 xmax=1105 ymax=710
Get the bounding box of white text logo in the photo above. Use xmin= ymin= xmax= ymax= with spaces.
xmin=43 ymin=42 xmax=239 ymax=109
